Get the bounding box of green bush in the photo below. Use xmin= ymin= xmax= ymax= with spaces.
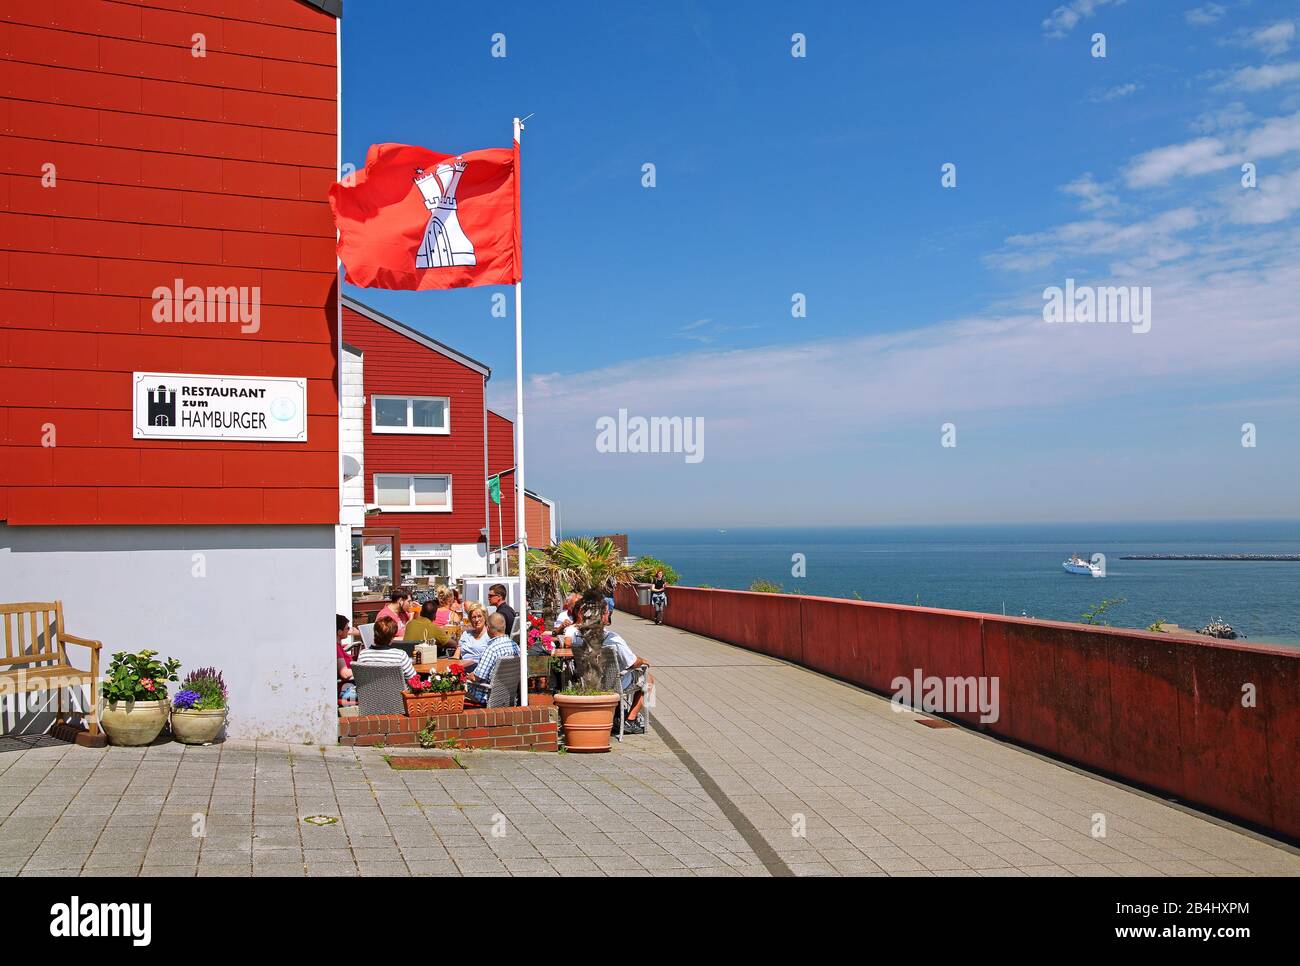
xmin=632 ymin=556 xmax=680 ymax=585
xmin=748 ymin=579 xmax=783 ymax=594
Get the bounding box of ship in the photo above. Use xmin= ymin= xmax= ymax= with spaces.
xmin=1063 ymin=554 xmax=1102 ymax=576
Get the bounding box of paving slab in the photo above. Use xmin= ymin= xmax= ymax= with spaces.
xmin=0 ymin=613 xmax=1296 ymax=877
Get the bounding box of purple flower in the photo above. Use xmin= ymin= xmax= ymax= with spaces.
xmin=173 ymin=690 xmax=201 ymax=710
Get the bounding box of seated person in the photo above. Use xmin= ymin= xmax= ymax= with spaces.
xmin=553 ymin=593 xmax=580 ymax=632
xmin=465 ymin=613 xmax=520 ymax=705
xmin=337 ymin=614 xmax=356 ymax=706
xmin=402 ymin=600 xmax=439 ymax=642
xmin=376 ymin=588 xmax=413 ymax=638
xmin=453 ymin=601 xmax=490 ymax=667
xmin=434 ymin=586 xmax=455 ymax=625
xmin=604 ymin=583 xmax=617 ymax=626
xmin=559 ymin=594 xmax=598 ymax=646
xmin=353 ymin=616 xmax=417 ymax=684
xmin=586 ymin=590 xmax=652 ymax=732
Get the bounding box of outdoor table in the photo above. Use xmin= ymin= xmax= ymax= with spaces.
xmin=413 ymin=659 xmax=461 ymax=675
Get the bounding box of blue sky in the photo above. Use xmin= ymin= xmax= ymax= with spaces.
xmin=341 ymin=0 xmax=1300 ymax=529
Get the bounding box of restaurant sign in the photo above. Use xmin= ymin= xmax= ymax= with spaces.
xmin=133 ymin=372 xmax=308 ymax=441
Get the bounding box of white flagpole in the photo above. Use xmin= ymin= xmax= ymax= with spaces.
xmin=513 ymin=115 xmax=528 ymax=707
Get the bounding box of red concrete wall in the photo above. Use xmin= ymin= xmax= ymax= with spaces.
xmin=618 ymin=584 xmax=1300 ymax=840
xmin=342 ymin=304 xmax=488 ymax=545
xmin=0 ymin=0 xmax=340 ymax=526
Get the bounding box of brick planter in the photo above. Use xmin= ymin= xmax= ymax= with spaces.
xmin=339 ymin=705 xmax=558 ymax=751
xmin=402 ymin=690 xmax=465 ymax=717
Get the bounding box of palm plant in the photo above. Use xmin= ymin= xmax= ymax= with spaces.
xmin=566 ymin=590 xmax=616 ymax=692
xmin=526 ymin=537 xmax=634 ymax=627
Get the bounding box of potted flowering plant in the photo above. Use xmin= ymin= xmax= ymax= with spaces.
xmin=170 ymin=667 xmax=228 ymax=745
xmin=99 ymin=649 xmax=180 ymax=746
xmin=527 ymin=623 xmax=554 ymax=655
xmin=403 ymin=663 xmax=467 ymax=716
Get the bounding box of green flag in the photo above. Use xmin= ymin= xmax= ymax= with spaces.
xmin=487 ymin=474 xmax=501 ymax=505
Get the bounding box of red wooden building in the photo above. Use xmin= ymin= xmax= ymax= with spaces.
xmin=0 ymin=0 xmax=345 ymax=741
xmin=342 ymin=296 xmax=555 ymax=584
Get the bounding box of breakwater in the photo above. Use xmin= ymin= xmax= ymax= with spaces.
xmin=1119 ymin=554 xmax=1300 ymax=561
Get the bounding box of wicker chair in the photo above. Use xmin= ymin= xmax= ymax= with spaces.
xmin=352 ymin=664 xmax=407 ymax=716
xmin=601 ymin=643 xmax=649 ymax=740
xmin=486 ymin=655 xmax=521 ymax=708
xmin=619 ymin=665 xmax=650 ymax=739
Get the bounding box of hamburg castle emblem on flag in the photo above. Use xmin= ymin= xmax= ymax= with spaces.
xmin=414 ymin=158 xmax=476 ymax=269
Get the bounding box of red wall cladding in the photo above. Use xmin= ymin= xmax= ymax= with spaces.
xmin=0 ymin=0 xmax=340 ymax=526
xmin=487 ymin=409 xmax=516 ymax=548
xmin=525 ymin=493 xmax=551 ymax=546
xmin=341 ymin=304 xmax=491 ymax=546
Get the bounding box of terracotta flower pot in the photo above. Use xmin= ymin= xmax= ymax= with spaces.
xmin=170 ymin=707 xmax=228 ymax=745
xmin=404 ymin=690 xmax=465 ymax=716
xmin=554 ymin=693 xmax=620 ymax=753
xmin=99 ymin=698 xmax=170 ymax=747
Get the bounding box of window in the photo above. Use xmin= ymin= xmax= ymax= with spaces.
xmin=415 ymin=559 xmax=449 ymax=577
xmin=372 ymin=395 xmax=449 ymax=434
xmin=373 ymin=474 xmax=452 ymax=512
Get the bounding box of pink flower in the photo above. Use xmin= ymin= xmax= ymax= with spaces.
xmin=140 ymin=678 xmax=156 ymax=691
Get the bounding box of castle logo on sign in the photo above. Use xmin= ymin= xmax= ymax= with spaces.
xmin=133 ymin=372 xmax=307 ymax=442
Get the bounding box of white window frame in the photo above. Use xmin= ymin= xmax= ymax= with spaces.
xmin=371 ymin=395 xmax=450 ymax=435
xmin=412 ymin=557 xmax=450 ymax=578
xmin=372 ymin=473 xmax=453 ymax=513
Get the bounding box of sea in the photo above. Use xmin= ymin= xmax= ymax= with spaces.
xmin=620 ymin=521 xmax=1300 ymax=648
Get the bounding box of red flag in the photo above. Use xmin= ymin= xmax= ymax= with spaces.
xmin=329 ymin=142 xmax=521 ymax=290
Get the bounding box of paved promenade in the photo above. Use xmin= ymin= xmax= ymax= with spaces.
xmin=0 ymin=614 xmax=1296 ymax=877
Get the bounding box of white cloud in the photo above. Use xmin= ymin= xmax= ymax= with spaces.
xmin=1124 ymin=111 xmax=1300 ymax=189
xmin=1217 ymin=61 xmax=1300 ymax=91
xmin=1060 ymin=173 xmax=1118 ymax=211
xmin=1186 ymin=3 xmax=1226 ymax=27
xmin=1227 ymin=167 xmax=1300 ymax=223
xmin=1091 ymin=82 xmax=1141 ymax=102
xmin=1124 ymin=136 xmax=1240 ymax=187
xmin=1190 ymin=102 xmax=1254 ymax=134
xmin=675 ymin=318 xmax=758 ymax=344
xmin=518 ymin=250 xmax=1300 ymax=525
xmin=1042 ymin=0 xmax=1124 ymax=38
xmin=1242 ymin=109 xmax=1300 ymax=158
xmin=1238 ymin=21 xmax=1297 ymax=57
xmin=990 ymin=207 xmax=1201 ymax=273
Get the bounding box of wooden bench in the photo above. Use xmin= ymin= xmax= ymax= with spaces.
xmin=0 ymin=601 xmax=103 ymax=745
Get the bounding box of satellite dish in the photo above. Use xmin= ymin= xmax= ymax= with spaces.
xmin=342 ymin=455 xmax=361 ymax=480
